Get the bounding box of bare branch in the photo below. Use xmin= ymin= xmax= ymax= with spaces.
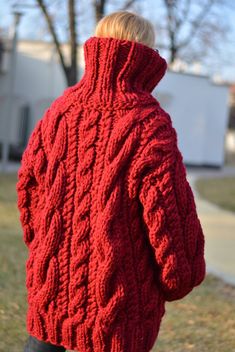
xmin=179 ymin=0 xmax=215 ymax=48
xmin=35 ymin=0 xmax=68 ymax=78
xmin=121 ymin=0 xmax=136 ymax=10
xmin=175 ymin=0 xmax=191 ymax=30
xmin=93 ymin=0 xmax=106 ymax=23
xmin=68 ymin=0 xmax=78 ymax=85
xmin=163 ymin=0 xmax=178 ymax=62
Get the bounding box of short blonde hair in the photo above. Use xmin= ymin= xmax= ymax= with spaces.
xmin=94 ymin=11 xmax=155 ymax=48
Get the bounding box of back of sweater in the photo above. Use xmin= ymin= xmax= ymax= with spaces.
xmin=16 ymin=36 xmax=206 ymax=352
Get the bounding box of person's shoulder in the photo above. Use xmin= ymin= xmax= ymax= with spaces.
xmin=39 ymin=84 xmax=78 ymax=139
xmin=127 ymin=104 xmax=177 ymax=199
xmin=45 ymin=85 xmax=77 ymax=118
xmin=139 ymin=103 xmax=176 ymax=148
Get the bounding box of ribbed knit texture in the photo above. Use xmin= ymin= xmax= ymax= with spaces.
xmin=16 ymin=36 xmax=206 ymax=352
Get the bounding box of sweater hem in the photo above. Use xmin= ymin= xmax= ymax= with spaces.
xmin=26 ymin=304 xmax=163 ymax=352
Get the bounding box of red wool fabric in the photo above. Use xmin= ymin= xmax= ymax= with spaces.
xmin=16 ymin=36 xmax=206 ymax=352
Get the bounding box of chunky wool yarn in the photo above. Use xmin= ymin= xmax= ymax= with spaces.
xmin=16 ymin=36 xmax=206 ymax=352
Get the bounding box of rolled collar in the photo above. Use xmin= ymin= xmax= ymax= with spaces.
xmin=73 ymin=36 xmax=168 ymax=109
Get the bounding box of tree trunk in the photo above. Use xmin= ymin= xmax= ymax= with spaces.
xmin=37 ymin=0 xmax=79 ymax=87
xmin=68 ymin=0 xmax=78 ymax=86
xmin=95 ymin=0 xmax=106 ymax=23
xmin=170 ymin=45 xmax=177 ymax=64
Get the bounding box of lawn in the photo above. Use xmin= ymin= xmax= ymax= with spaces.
xmin=1 ymin=172 xmax=235 ymax=352
xmin=195 ymin=176 xmax=235 ymax=213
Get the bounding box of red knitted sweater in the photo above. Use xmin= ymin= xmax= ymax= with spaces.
xmin=16 ymin=36 xmax=206 ymax=352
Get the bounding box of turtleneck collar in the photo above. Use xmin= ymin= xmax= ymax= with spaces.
xmin=74 ymin=36 xmax=168 ymax=109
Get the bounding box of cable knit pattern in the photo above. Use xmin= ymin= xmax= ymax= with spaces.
xmin=16 ymin=36 xmax=206 ymax=351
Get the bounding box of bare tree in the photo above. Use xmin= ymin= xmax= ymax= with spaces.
xmin=94 ymin=0 xmax=106 ymax=23
xmin=10 ymin=0 xmax=234 ymax=84
xmin=35 ymin=0 xmax=137 ymax=86
xmin=36 ymin=0 xmax=78 ymax=86
xmin=156 ymin=0 xmax=231 ymax=65
xmin=93 ymin=0 xmax=137 ymax=24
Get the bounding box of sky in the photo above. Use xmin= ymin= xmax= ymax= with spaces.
xmin=0 ymin=0 xmax=235 ymax=83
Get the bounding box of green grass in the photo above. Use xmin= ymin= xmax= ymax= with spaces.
xmin=155 ymin=275 xmax=235 ymax=351
xmin=195 ymin=176 xmax=235 ymax=213
xmin=0 ymin=172 xmax=28 ymax=351
xmin=1 ymin=172 xmax=235 ymax=352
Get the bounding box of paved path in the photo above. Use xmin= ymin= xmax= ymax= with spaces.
xmin=187 ymin=165 xmax=235 ymax=286
xmin=0 ymin=161 xmax=20 ymax=173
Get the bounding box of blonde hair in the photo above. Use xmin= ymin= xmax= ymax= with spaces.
xmin=94 ymin=11 xmax=155 ymax=48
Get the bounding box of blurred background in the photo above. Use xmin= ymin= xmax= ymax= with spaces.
xmin=0 ymin=1 xmax=235 ymax=351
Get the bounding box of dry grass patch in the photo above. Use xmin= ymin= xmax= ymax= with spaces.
xmin=195 ymin=176 xmax=235 ymax=213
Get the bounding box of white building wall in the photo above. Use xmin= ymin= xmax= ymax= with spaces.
xmin=155 ymin=71 xmax=229 ymax=167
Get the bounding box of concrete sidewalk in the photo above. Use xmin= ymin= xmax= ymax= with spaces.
xmin=0 ymin=161 xmax=20 ymax=173
xmin=187 ymin=166 xmax=235 ymax=286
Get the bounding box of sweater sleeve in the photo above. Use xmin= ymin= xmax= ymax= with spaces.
xmin=16 ymin=119 xmax=43 ymax=248
xmin=137 ymin=119 xmax=206 ymax=302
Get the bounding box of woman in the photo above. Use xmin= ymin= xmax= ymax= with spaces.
xmin=17 ymin=10 xmax=206 ymax=352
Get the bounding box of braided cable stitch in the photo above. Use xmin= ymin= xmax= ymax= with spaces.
xmin=16 ymin=36 xmax=206 ymax=351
